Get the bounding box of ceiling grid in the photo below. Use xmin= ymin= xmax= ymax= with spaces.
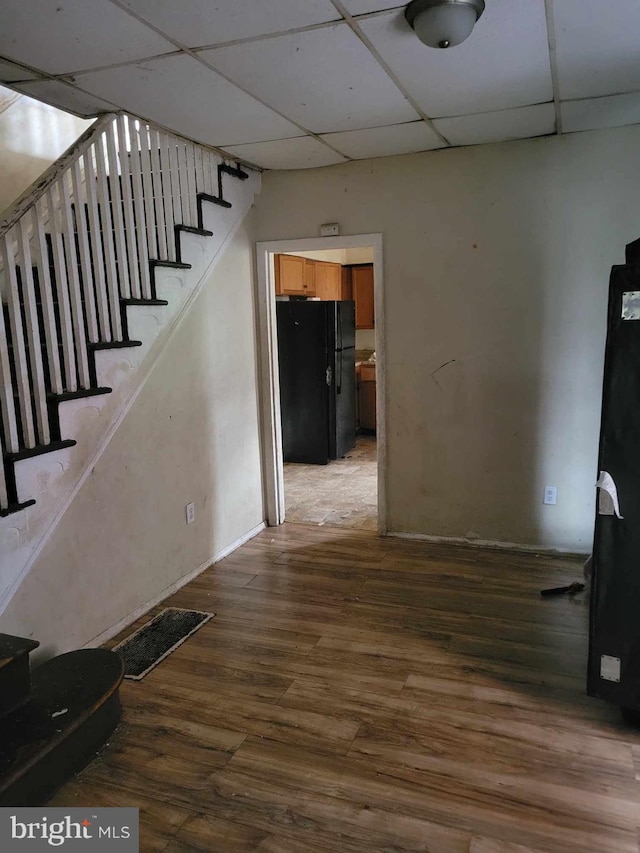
xmin=0 ymin=0 xmax=638 ymax=169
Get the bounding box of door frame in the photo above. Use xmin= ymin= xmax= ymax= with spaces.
xmin=255 ymin=234 xmax=386 ymax=535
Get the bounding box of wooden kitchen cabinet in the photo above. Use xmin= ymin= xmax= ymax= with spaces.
xmin=274 ymin=257 xmax=372 ymax=319
xmin=274 ymin=254 xmax=316 ymax=296
xmin=351 ymin=265 xmax=375 ymax=329
xmin=314 ymin=260 xmax=343 ymax=300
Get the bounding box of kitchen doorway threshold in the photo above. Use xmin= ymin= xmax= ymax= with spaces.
xmin=284 ymin=435 xmax=377 ymax=531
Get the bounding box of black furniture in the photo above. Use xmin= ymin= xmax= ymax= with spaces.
xmin=0 ymin=633 xmax=124 ymax=805
xmin=588 ymin=241 xmax=640 ymax=718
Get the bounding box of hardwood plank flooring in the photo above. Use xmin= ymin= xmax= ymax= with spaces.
xmin=49 ymin=524 xmax=640 ymax=852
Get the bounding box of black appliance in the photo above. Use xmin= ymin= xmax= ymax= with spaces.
xmin=588 ymin=238 xmax=640 ymax=716
xmin=276 ymin=300 xmax=356 ymax=464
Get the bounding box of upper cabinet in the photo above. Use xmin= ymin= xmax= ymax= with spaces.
xmin=274 ymin=255 xmax=375 ymax=330
xmin=274 ymin=254 xmax=316 ymax=296
xmin=314 ymin=260 xmax=343 ymax=300
xmin=350 ymin=265 xmax=375 ymax=330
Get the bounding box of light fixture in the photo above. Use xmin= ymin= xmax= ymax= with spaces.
xmin=405 ymin=0 xmax=485 ymax=49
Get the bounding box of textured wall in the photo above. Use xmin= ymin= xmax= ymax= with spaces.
xmin=255 ymin=126 xmax=640 ymax=550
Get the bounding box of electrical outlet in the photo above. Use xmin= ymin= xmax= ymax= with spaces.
xmin=186 ymin=502 xmax=195 ymax=524
xmin=543 ymin=486 xmax=557 ymax=506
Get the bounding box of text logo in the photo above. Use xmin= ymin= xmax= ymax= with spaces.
xmin=1 ymin=808 xmax=138 ymax=850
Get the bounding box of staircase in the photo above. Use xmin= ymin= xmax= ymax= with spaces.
xmin=0 ymin=112 xmax=260 ymax=597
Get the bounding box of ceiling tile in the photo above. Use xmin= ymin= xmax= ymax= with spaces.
xmin=321 ymin=120 xmax=445 ymax=159
xmin=342 ymin=1 xmax=404 ymax=13
xmin=562 ymin=93 xmax=640 ymax=134
xmin=12 ymin=80 xmax=117 ymax=117
xmin=358 ymin=0 xmax=552 ymax=118
xmin=435 ymin=103 xmax=556 ymax=146
xmin=554 ymin=0 xmax=640 ymax=99
xmin=0 ymin=0 xmax=174 ymax=75
xmin=76 ymin=54 xmax=301 ymax=146
xmin=0 ymin=59 xmax=42 ymax=83
xmin=200 ymin=22 xmax=419 ymax=133
xmin=120 ymin=0 xmax=341 ymax=48
xmin=222 ymin=136 xmax=348 ymax=170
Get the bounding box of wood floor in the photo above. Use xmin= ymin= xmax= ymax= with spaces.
xmin=49 ymin=524 xmax=639 ymax=852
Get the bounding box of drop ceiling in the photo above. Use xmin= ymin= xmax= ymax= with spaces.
xmin=1 ymin=0 xmax=639 ymax=170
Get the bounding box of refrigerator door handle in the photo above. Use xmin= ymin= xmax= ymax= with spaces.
xmin=326 ymin=365 xmax=333 ymax=386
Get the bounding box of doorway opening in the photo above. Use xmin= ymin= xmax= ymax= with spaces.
xmin=255 ymin=234 xmax=386 ymax=535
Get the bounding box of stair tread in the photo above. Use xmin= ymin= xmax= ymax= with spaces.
xmin=176 ymin=225 xmax=214 ymax=237
xmin=220 ymin=163 xmax=249 ymax=180
xmin=6 ymin=439 xmax=77 ymax=462
xmin=121 ymin=298 xmax=169 ymax=306
xmin=0 ymin=500 xmax=36 ymax=518
xmin=49 ymin=387 xmax=112 ymax=402
xmin=88 ymin=339 xmax=143 ymax=350
xmin=150 ymin=260 xmax=191 ymax=270
xmin=198 ymin=193 xmax=232 ymax=209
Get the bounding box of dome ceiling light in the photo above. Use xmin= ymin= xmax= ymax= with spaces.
xmin=405 ymin=0 xmax=486 ymax=49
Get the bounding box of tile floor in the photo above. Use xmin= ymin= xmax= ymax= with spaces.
xmin=283 ymin=434 xmax=377 ymax=530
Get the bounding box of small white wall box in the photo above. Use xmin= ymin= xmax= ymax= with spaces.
xmin=320 ymin=223 xmax=340 ymax=237
xmin=600 ymin=655 xmax=621 ymax=683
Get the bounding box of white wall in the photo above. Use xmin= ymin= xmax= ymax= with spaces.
xmin=0 ymin=86 xmax=92 ymax=216
xmin=284 ymin=247 xmax=373 ymax=264
xmin=255 ymin=126 xmax=640 ymax=551
xmin=2 ymin=217 xmax=264 ymax=657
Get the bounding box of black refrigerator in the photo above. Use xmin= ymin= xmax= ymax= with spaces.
xmin=276 ymin=300 xmax=356 ymax=464
xmin=588 ymin=240 xmax=640 ymax=716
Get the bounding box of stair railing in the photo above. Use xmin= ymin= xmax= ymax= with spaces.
xmin=0 ymin=112 xmax=243 ymax=513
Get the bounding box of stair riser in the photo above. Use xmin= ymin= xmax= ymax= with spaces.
xmin=13 ymin=446 xmax=75 ymax=507
xmin=174 ymin=231 xmax=210 ymax=281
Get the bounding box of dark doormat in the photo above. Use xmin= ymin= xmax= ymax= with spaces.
xmin=112 ymin=608 xmax=214 ymax=680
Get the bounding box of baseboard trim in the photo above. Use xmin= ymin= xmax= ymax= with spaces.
xmin=210 ymin=521 xmax=266 ymax=563
xmin=83 ymin=521 xmax=265 ymax=650
xmin=387 ymin=530 xmax=589 ymax=558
